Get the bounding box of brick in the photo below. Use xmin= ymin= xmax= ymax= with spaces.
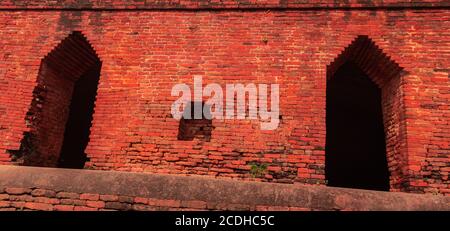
xmin=74 ymin=206 xmax=98 ymax=211
xmin=224 ymin=203 xmax=251 ymax=211
xmin=153 ymin=199 xmax=181 ymax=208
xmin=56 ymin=192 xmax=79 ymax=199
xmin=288 ymin=207 xmax=311 ymax=211
xmin=100 ymin=195 xmax=119 ymax=202
xmin=32 ymin=197 xmax=60 ymax=204
xmin=207 ymin=203 xmax=251 ymax=211
xmin=24 ymin=202 xmax=53 ymax=211
xmin=9 ymin=195 xmax=33 ymax=202
xmin=132 ymin=204 xmax=157 ymax=211
xmin=60 ymin=199 xmax=86 ymax=206
xmin=118 ymin=196 xmax=134 ymax=203
xmin=86 ymin=200 xmax=105 ymax=208
xmin=54 ymin=205 xmax=75 ymax=211
xmin=255 ymin=206 xmax=269 ymax=211
xmin=5 ymin=188 xmax=32 ymax=195
xmin=10 ymin=201 xmax=26 ymax=209
xmin=105 ymin=202 xmax=132 ymax=211
xmin=31 ymin=189 xmax=56 ymax=198
xmin=0 ymin=201 xmax=10 ymax=208
xmin=265 ymin=206 xmax=290 ymax=211
xmin=80 ymin=193 xmax=100 ymax=201
xmin=180 ymin=200 xmax=207 ymax=209
xmin=134 ymin=197 xmax=148 ymax=204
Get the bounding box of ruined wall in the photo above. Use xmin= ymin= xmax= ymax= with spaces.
xmin=0 ymin=1 xmax=449 ymax=195
xmin=0 ymin=166 xmax=449 ymax=211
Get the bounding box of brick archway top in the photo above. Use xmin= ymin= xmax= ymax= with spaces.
xmin=42 ymin=31 xmax=101 ymax=82
xmin=327 ymin=35 xmax=404 ymax=88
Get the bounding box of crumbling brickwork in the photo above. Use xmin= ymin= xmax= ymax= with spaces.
xmin=7 ymin=32 xmax=101 ymax=167
xmin=0 ymin=1 xmax=448 ymax=195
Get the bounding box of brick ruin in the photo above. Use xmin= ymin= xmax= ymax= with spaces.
xmin=0 ymin=0 xmax=449 ymax=202
xmin=1 ymin=166 xmax=449 ymax=211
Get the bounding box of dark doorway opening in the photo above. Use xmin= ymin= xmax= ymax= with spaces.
xmin=11 ymin=32 xmax=102 ymax=168
xmin=326 ymin=62 xmax=390 ymax=191
xmin=58 ymin=65 xmax=101 ymax=168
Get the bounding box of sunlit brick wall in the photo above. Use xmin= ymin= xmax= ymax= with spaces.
xmin=0 ymin=1 xmax=448 ymax=195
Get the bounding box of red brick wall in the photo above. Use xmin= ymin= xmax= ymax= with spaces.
xmin=0 ymin=1 xmax=448 ymax=195
xmin=0 ymin=0 xmax=448 ymax=9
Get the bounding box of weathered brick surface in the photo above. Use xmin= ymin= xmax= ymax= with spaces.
xmin=32 ymin=197 xmax=60 ymax=204
xmin=8 ymin=195 xmax=33 ymax=202
xmin=0 ymin=194 xmax=9 ymax=200
xmin=0 ymin=201 xmax=10 ymax=208
xmin=118 ymin=196 xmax=134 ymax=203
xmin=80 ymin=193 xmax=100 ymax=201
xmin=0 ymin=166 xmax=448 ymax=211
xmin=54 ymin=204 xmax=75 ymax=211
xmin=134 ymin=197 xmax=148 ymax=204
xmin=181 ymin=200 xmax=207 ymax=209
xmin=31 ymin=189 xmax=56 ymax=198
xmin=60 ymin=199 xmax=86 ymax=206
xmin=105 ymin=202 xmax=132 ymax=211
xmin=85 ymin=200 xmax=105 ymax=208
xmin=56 ymin=192 xmax=79 ymax=199
xmin=0 ymin=0 xmax=448 ymax=9
xmin=24 ymin=202 xmax=53 ymax=211
xmin=74 ymin=206 xmax=98 ymax=211
xmin=0 ymin=1 xmax=448 ymax=195
xmin=5 ymin=188 xmax=32 ymax=195
xmin=99 ymin=195 xmax=119 ymax=202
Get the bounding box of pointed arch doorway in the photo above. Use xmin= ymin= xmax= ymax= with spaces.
xmin=325 ymin=35 xmax=406 ymax=191
xmin=13 ymin=31 xmax=102 ymax=169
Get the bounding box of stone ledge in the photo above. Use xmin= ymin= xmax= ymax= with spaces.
xmin=0 ymin=166 xmax=449 ymax=211
xmin=0 ymin=0 xmax=448 ymax=10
